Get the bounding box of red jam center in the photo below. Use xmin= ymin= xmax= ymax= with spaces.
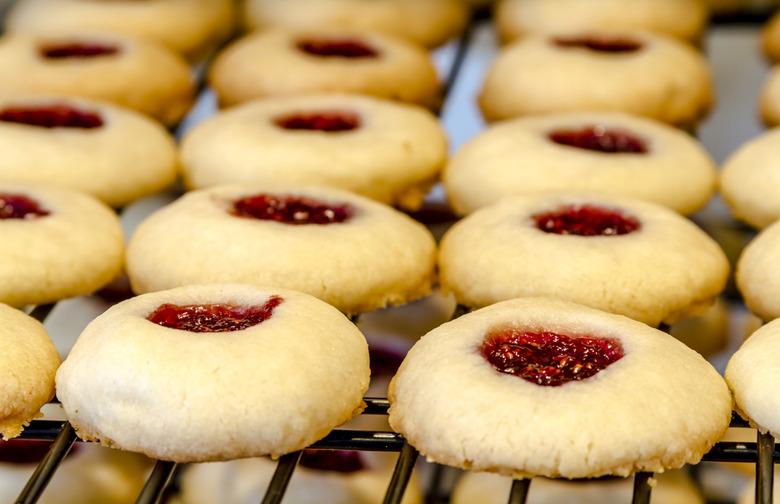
xmin=273 ymin=110 xmax=361 ymax=132
xmin=553 ymin=35 xmax=642 ymax=53
xmin=40 ymin=42 xmax=120 ymax=59
xmin=147 ymin=297 xmax=283 ymax=332
xmin=0 ymin=440 xmax=80 ymax=465
xmin=0 ymin=193 xmax=50 ymax=219
xmin=481 ymin=330 xmax=624 ymax=386
xmin=231 ymin=194 xmax=351 ymax=225
xmin=548 ymin=126 xmax=647 ymax=154
xmin=533 ymin=204 xmax=640 ymax=236
xmin=0 ymin=104 xmax=104 ymax=129
xmin=299 ymin=450 xmax=365 ymax=473
xmin=296 ymin=38 xmax=379 ymax=58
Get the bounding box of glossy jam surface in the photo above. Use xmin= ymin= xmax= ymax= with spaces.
xmin=0 ymin=193 xmax=50 ymax=219
xmin=299 ymin=449 xmax=365 ymax=473
xmin=0 ymin=440 xmax=80 ymax=465
xmin=147 ymin=296 xmax=283 ymax=332
xmin=549 ymin=126 xmax=647 ymax=154
xmin=296 ymin=38 xmax=379 ymax=58
xmin=533 ymin=204 xmax=640 ymax=236
xmin=273 ymin=110 xmax=361 ymax=132
xmin=553 ymin=35 xmax=642 ymax=53
xmin=482 ymin=329 xmax=624 ymax=386
xmin=231 ymin=194 xmax=351 ymax=225
xmin=0 ymin=104 xmax=103 ymax=129
xmin=40 ymin=42 xmax=120 ymax=59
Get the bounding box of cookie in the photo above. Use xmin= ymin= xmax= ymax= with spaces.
xmin=478 ymin=30 xmax=713 ymax=128
xmin=763 ymin=8 xmax=780 ymax=64
xmin=55 ymin=283 xmax=370 ymax=462
xmin=0 ymin=94 xmax=178 ymax=208
xmin=240 ymin=0 xmax=468 ymax=49
xmin=0 ymin=303 xmax=60 ymax=439
xmin=387 ymin=297 xmax=733 ymax=479
xmin=126 ymin=184 xmax=437 ymax=316
xmin=735 ymin=220 xmax=780 ymax=321
xmin=758 ymin=65 xmax=780 ymax=128
xmin=726 ymin=318 xmax=780 ymax=437
xmin=0 ymin=31 xmax=195 ymax=126
xmin=438 ymin=192 xmax=730 ymax=326
xmin=0 ymin=182 xmax=124 ymax=308
xmin=5 ymin=0 xmax=235 ymax=61
xmin=179 ymin=93 xmax=447 ymax=210
xmin=443 ymin=111 xmax=717 ymax=216
xmin=208 ymin=28 xmax=441 ymax=110
xmin=495 ymin=0 xmax=708 ymax=45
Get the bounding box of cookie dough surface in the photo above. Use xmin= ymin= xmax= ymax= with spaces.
xmin=443 ymin=111 xmax=716 ymax=216
xmin=0 ymin=182 xmax=124 ymax=308
xmin=55 ymin=283 xmax=370 ymax=462
xmin=438 ymin=192 xmax=730 ymax=326
xmin=126 ymin=184 xmax=437 ymax=315
xmin=0 ymin=95 xmax=178 ymax=207
xmin=180 ymin=93 xmax=447 ymax=210
xmin=387 ymin=297 xmax=733 ymax=479
xmin=0 ymin=303 xmax=60 ymax=439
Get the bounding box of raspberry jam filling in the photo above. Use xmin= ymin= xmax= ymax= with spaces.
xmin=147 ymin=296 xmax=283 ymax=332
xmin=553 ymin=35 xmax=642 ymax=53
xmin=273 ymin=110 xmax=361 ymax=132
xmin=0 ymin=439 xmax=80 ymax=465
xmin=549 ymin=126 xmax=647 ymax=154
xmin=231 ymin=194 xmax=351 ymax=225
xmin=296 ymin=38 xmax=379 ymax=58
xmin=0 ymin=193 xmax=50 ymax=219
xmin=533 ymin=204 xmax=640 ymax=236
xmin=40 ymin=42 xmax=120 ymax=59
xmin=0 ymin=104 xmax=104 ymax=129
xmin=299 ymin=450 xmax=365 ymax=473
xmin=481 ymin=329 xmax=624 ymax=386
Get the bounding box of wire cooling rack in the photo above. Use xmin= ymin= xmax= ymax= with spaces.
xmin=6 ymin=4 xmax=780 ymax=504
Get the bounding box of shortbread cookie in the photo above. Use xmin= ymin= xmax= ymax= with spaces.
xmin=478 ymin=31 xmax=713 ymax=128
xmin=179 ymin=93 xmax=447 ymax=210
xmin=0 ymin=31 xmax=195 ymax=126
xmin=0 ymin=182 xmax=124 ymax=308
xmin=438 ymin=192 xmax=730 ymax=326
xmin=495 ymin=0 xmax=708 ymax=45
xmin=241 ymin=0 xmax=468 ymax=49
xmin=388 ymin=297 xmax=733 ymax=479
xmin=720 ymin=128 xmax=780 ymax=229
xmin=126 ymin=185 xmax=437 ymax=315
xmin=758 ymin=65 xmax=780 ymax=128
xmin=5 ymin=0 xmax=235 ymax=61
xmin=763 ymin=8 xmax=780 ymax=64
xmin=179 ymin=450 xmax=422 ymax=504
xmin=735 ymin=221 xmax=780 ymax=321
xmin=0 ymin=95 xmax=178 ymax=208
xmin=0 ymin=303 xmax=59 ymax=439
xmin=726 ymin=318 xmax=780 ymax=438
xmin=208 ymin=28 xmax=440 ymax=109
xmin=443 ymin=111 xmax=717 ymax=216
xmin=56 ymin=283 xmax=370 ymax=462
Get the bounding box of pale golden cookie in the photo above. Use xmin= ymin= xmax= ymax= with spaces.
xmin=495 ymin=0 xmax=708 ymax=45
xmin=241 ymin=0 xmax=468 ymax=49
xmin=0 ymin=31 xmax=195 ymax=126
xmin=126 ymin=184 xmax=437 ymax=315
xmin=0 ymin=303 xmax=60 ymax=439
xmin=387 ymin=297 xmax=733 ymax=479
xmin=0 ymin=94 xmax=178 ymax=208
xmin=5 ymin=0 xmax=235 ymax=61
xmin=763 ymin=8 xmax=780 ymax=64
xmin=0 ymin=182 xmax=124 ymax=308
xmin=443 ymin=111 xmax=717 ymax=216
xmin=726 ymin=318 xmax=780 ymax=438
xmin=208 ymin=28 xmax=441 ymax=110
xmin=720 ymin=128 xmax=780 ymax=229
xmin=180 ymin=93 xmax=447 ymax=210
xmin=758 ymin=65 xmax=780 ymax=128
xmin=438 ymin=192 xmax=730 ymax=326
xmin=55 ymin=283 xmax=370 ymax=462
xmin=735 ymin=221 xmax=780 ymax=321
xmin=478 ymin=31 xmax=713 ymax=128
